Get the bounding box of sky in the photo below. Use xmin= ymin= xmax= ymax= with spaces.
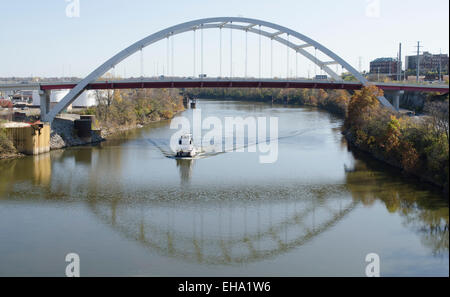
xmin=0 ymin=0 xmax=449 ymax=78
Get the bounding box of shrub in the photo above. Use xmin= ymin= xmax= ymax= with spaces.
xmin=0 ymin=126 xmax=16 ymax=156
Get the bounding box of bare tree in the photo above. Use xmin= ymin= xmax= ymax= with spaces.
xmin=425 ymin=100 xmax=449 ymax=141
xmin=94 ymin=90 xmax=114 ymax=122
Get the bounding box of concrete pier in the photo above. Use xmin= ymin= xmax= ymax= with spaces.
xmin=2 ymin=122 xmax=50 ymax=155
xmin=39 ymin=90 xmax=50 ymax=121
xmin=393 ymin=91 xmax=404 ymax=112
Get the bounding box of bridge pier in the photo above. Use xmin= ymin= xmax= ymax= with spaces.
xmin=39 ymin=90 xmax=51 ymax=122
xmin=393 ymin=90 xmax=404 ymax=112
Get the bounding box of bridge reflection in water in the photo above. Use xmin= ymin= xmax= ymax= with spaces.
xmin=0 ymin=144 xmax=447 ymax=266
xmin=87 ymin=185 xmax=357 ymax=265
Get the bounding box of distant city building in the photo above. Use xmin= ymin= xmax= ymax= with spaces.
xmin=369 ymin=58 xmax=399 ymax=75
xmin=405 ymin=51 xmax=449 ymax=75
xmin=12 ymin=90 xmax=34 ymax=103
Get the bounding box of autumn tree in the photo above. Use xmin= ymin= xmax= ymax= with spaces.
xmin=345 ymin=85 xmax=383 ymax=130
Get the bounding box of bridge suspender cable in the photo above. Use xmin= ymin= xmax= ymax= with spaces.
xmin=220 ymin=27 xmax=222 ymax=78
xmin=172 ymin=34 xmax=175 ymax=76
xmin=140 ymin=47 xmax=144 ymax=78
xmin=287 ymin=34 xmax=290 ymax=79
xmin=166 ymin=36 xmax=170 ymax=77
xmin=193 ymin=29 xmax=196 ymax=78
xmin=201 ymin=24 xmax=204 ymax=79
xmin=314 ymin=47 xmax=318 ymax=78
xmin=259 ymin=25 xmax=262 ymax=79
xmin=245 ymin=30 xmax=248 ymax=78
xmin=271 ymin=38 xmax=273 ymax=78
xmin=230 ymin=22 xmax=233 ymax=78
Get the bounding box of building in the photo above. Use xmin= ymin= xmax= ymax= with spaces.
xmin=12 ymin=90 xmax=34 ymax=103
xmin=31 ymin=90 xmax=97 ymax=108
xmin=406 ymin=51 xmax=449 ymax=75
xmin=370 ymin=58 xmax=399 ymax=75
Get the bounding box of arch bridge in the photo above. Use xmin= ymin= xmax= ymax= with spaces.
xmin=4 ymin=17 xmax=447 ymax=122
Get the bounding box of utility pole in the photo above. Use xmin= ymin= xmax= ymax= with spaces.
xmin=439 ymin=49 xmax=442 ymax=83
xmin=416 ymin=41 xmax=421 ymax=83
xmin=397 ymin=42 xmax=402 ymax=81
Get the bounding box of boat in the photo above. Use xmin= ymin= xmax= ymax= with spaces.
xmin=190 ymin=98 xmax=197 ymax=109
xmin=176 ymin=134 xmax=197 ymax=158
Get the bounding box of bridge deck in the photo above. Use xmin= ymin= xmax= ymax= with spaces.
xmin=1 ymin=79 xmax=449 ymax=93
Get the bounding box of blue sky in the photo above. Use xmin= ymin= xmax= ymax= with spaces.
xmin=0 ymin=0 xmax=448 ymax=78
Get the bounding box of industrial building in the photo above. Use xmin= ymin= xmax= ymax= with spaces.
xmin=406 ymin=51 xmax=449 ymax=75
xmin=369 ymin=57 xmax=399 ymax=75
xmin=31 ymin=90 xmax=98 ymax=108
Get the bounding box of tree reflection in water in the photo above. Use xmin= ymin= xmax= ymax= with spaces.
xmin=345 ymin=154 xmax=449 ymax=257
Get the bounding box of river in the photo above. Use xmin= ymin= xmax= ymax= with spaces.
xmin=0 ymin=99 xmax=448 ymax=276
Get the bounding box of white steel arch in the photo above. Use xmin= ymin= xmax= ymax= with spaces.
xmin=44 ymin=17 xmax=393 ymax=121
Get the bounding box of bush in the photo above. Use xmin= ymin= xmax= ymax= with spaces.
xmin=0 ymin=127 xmax=16 ymax=156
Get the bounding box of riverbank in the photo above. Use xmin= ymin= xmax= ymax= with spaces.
xmin=343 ymin=86 xmax=449 ymax=193
xmin=49 ymin=113 xmax=182 ymax=151
xmin=343 ymin=130 xmax=447 ymax=192
xmin=187 ymin=87 xmax=449 ymax=192
xmin=0 ymin=88 xmax=185 ymax=158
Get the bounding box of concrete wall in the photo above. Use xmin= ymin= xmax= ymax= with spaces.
xmin=4 ymin=124 xmax=50 ymax=155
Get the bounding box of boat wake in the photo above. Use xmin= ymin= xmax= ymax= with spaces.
xmin=145 ymin=127 xmax=322 ymax=160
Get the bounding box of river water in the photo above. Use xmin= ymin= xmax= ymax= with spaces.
xmin=0 ymin=100 xmax=448 ymax=277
